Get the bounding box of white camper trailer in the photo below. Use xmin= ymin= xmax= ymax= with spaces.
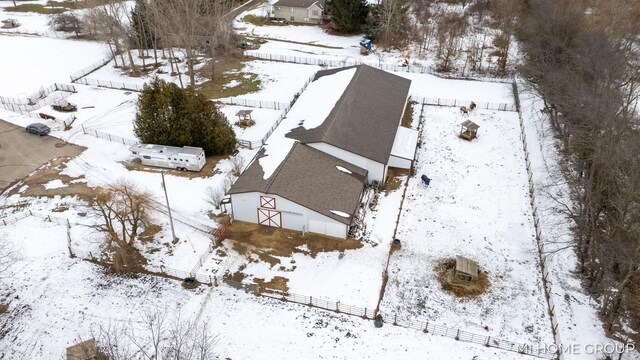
xmin=130 ymin=144 xmax=206 ymax=172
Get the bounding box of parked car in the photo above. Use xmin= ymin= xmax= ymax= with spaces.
xmin=26 ymin=123 xmax=50 ymax=136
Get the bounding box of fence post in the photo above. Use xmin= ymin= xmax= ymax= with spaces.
xmin=393 ymin=313 xmax=397 ymax=325
xmin=486 ymin=336 xmax=491 ymax=346
xmin=423 ymin=321 xmax=429 ymax=333
xmin=455 ymin=329 xmax=460 ymax=340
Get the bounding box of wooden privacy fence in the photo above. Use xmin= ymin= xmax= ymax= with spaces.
xmin=410 ymin=95 xmax=517 ymax=112
xmin=81 ymin=125 xmax=139 ymax=146
xmin=244 ymin=50 xmax=514 ymax=84
xmin=512 ymin=80 xmax=564 ymax=360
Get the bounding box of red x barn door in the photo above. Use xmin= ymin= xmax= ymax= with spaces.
xmin=257 ymin=208 xmax=282 ymax=228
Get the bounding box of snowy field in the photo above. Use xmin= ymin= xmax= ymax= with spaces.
xmin=380 ymin=105 xmax=554 ymax=346
xmin=0 ymin=35 xmax=108 ymax=96
xmin=0 ymin=214 xmax=526 ymax=359
xmin=399 ymin=73 xmax=515 ymax=104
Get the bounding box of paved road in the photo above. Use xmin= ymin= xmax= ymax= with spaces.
xmin=0 ymin=119 xmax=84 ymax=193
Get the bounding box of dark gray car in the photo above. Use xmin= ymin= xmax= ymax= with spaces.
xmin=26 ymin=123 xmax=51 ymax=136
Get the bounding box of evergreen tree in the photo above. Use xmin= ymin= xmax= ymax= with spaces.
xmin=134 ymin=78 xmax=236 ymax=156
xmin=330 ymin=0 xmax=369 ymax=33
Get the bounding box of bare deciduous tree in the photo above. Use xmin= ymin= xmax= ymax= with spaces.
xmin=92 ymin=310 xmax=217 ymax=360
xmin=87 ymin=180 xmax=152 ymax=272
xmin=434 ymin=13 xmax=468 ymax=72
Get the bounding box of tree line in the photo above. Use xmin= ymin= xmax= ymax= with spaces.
xmin=515 ymin=0 xmax=640 ymax=338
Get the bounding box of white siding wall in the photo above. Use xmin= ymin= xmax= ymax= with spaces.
xmin=230 ymin=192 xmax=348 ymax=238
xmin=307 ymin=142 xmax=387 ymax=184
xmin=388 ymin=155 xmax=412 ymax=169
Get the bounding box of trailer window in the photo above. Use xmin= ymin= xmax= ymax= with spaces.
xmin=143 ymin=155 xmax=151 ymax=159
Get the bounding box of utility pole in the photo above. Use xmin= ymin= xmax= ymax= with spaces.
xmin=161 ymin=172 xmax=177 ymax=241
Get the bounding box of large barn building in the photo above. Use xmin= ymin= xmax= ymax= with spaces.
xmin=229 ymin=143 xmax=367 ymax=238
xmin=228 ymin=65 xmax=418 ymax=238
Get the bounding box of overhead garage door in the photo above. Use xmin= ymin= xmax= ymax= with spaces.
xmin=257 ymin=208 xmax=281 ymax=228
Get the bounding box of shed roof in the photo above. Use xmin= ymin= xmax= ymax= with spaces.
xmin=273 ymin=0 xmax=325 ymax=9
xmin=390 ymin=126 xmax=419 ymax=161
xmin=460 ymin=120 xmax=480 ymax=132
xmin=455 ymin=255 xmax=479 ymax=277
xmin=236 ymin=110 xmax=253 ymax=116
xmin=229 ymin=143 xmax=367 ymax=224
xmin=287 ymin=65 xmax=412 ymax=164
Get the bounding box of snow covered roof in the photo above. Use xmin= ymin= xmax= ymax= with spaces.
xmin=390 ymin=126 xmax=419 ymax=161
xmin=273 ymin=0 xmax=325 ymax=9
xmin=287 ymin=65 xmax=412 ymax=164
xmin=229 ymin=143 xmax=367 ymax=225
xmin=257 ymin=67 xmax=357 ymax=179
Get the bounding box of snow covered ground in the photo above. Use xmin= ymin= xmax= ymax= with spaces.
xmin=218 ymin=105 xmax=283 ymax=143
xmin=0 ymin=35 xmax=108 ymax=96
xmin=0 ymin=213 xmax=530 ymax=360
xmin=380 ymin=105 xmax=554 ymax=346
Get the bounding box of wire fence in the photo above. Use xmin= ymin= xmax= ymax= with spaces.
xmin=70 ymin=56 xmax=115 ymax=82
xmin=80 ymin=124 xmax=140 ymax=146
xmin=409 ymin=95 xmax=516 ymax=112
xmin=512 ymin=80 xmax=564 ymax=360
xmin=74 ymin=77 xmax=145 ymax=92
xmin=244 ymin=51 xmax=514 ymax=84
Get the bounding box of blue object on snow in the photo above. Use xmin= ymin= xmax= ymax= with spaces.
xmin=421 ymin=174 xmax=430 ymax=186
xmin=360 ymin=38 xmax=372 ymax=52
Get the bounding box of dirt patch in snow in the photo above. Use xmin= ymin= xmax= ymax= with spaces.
xmin=436 ymin=258 xmax=491 ymax=298
xmin=384 ymin=168 xmax=410 ymax=193
xmin=5 ymin=157 xmax=95 ymax=200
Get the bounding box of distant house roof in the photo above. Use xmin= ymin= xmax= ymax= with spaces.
xmin=287 ymin=65 xmax=412 ymax=164
xmin=229 ymin=143 xmax=367 ymax=224
xmin=273 ymin=0 xmax=325 ymax=9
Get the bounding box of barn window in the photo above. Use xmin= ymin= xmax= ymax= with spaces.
xmin=260 ymin=196 xmax=276 ymax=209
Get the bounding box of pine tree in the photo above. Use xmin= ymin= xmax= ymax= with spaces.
xmin=134 ymin=78 xmax=237 ymax=156
xmin=330 ymin=0 xmax=369 ymax=33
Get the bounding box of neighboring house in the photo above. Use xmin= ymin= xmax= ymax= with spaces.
xmin=229 ymin=142 xmax=368 ymax=239
xmin=287 ymin=65 xmax=417 ymax=185
xmin=271 ymin=0 xmax=326 ymax=24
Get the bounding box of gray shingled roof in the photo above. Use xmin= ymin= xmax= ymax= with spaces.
xmin=273 ymin=0 xmax=325 ymax=9
xmin=229 ymin=143 xmax=367 ymax=224
xmin=287 ymin=65 xmax=411 ymax=164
